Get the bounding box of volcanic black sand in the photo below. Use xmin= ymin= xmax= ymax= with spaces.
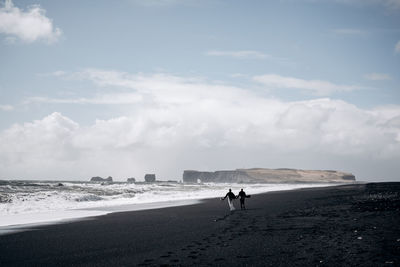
xmin=0 ymin=183 xmax=399 ymax=266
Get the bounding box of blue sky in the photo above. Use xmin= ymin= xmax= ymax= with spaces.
xmin=0 ymin=0 xmax=399 ymax=181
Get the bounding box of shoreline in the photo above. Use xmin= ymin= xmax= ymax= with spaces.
xmin=0 ymin=199 xmax=202 ymax=235
xmin=0 ymin=182 xmax=399 ymax=266
xmin=0 ymin=182 xmax=340 ymax=231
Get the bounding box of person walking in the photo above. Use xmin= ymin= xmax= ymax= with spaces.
xmin=221 ymin=189 xmax=236 ymax=211
xmin=237 ymin=188 xmax=247 ymax=210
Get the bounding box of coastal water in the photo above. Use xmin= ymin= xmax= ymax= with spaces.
xmin=0 ymin=180 xmax=333 ymax=228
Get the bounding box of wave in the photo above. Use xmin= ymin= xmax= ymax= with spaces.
xmin=0 ymin=180 xmax=335 ymax=227
xmin=74 ymin=194 xmax=104 ymax=202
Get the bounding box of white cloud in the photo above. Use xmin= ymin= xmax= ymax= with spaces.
xmin=2 ymin=70 xmax=400 ymax=181
xmin=70 ymin=69 xmax=250 ymax=106
xmin=0 ymin=104 xmax=13 ymax=111
xmin=36 ymin=70 xmax=67 ymax=78
xmin=253 ymin=74 xmax=360 ymax=96
xmin=332 ymin=28 xmax=367 ymax=35
xmin=206 ymin=50 xmax=270 ymax=59
xmin=25 ymin=93 xmax=143 ymax=105
xmin=0 ymin=0 xmax=61 ymax=43
xmin=364 ymin=73 xmax=392 ymax=81
xmin=395 ymin=40 xmax=400 ymax=54
xmin=49 ymin=70 xmax=66 ymax=77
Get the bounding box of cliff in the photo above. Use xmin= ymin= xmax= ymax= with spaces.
xmin=183 ymin=168 xmax=355 ymax=183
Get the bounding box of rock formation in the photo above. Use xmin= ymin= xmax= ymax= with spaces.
xmin=90 ymin=176 xmax=113 ymax=182
xmin=183 ymin=168 xmax=355 ymax=183
xmin=144 ymin=174 xmax=156 ymax=183
xmin=127 ymin=178 xmax=136 ymax=183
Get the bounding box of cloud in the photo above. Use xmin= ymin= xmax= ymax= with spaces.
xmin=206 ymin=50 xmax=270 ymax=59
xmin=2 ymin=70 xmax=400 ymax=181
xmin=25 ymin=93 xmax=143 ymax=105
xmin=0 ymin=0 xmax=61 ymax=43
xmin=48 ymin=70 xmax=67 ymax=77
xmin=364 ymin=73 xmax=392 ymax=81
xmin=253 ymin=74 xmax=360 ymax=96
xmin=332 ymin=28 xmax=367 ymax=36
xmin=36 ymin=70 xmax=67 ymax=78
xmin=0 ymin=105 xmax=14 ymax=111
xmin=0 ymin=104 xmax=13 ymax=111
xmin=395 ymin=40 xmax=400 ymax=54
xmin=68 ymin=69 xmax=251 ymax=106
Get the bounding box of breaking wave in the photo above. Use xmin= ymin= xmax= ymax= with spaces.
xmin=0 ymin=180 xmax=333 ymax=227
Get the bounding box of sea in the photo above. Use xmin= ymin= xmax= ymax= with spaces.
xmin=0 ymin=180 xmax=333 ymax=231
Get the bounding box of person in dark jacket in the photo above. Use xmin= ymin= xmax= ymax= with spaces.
xmin=237 ymin=189 xmax=247 ymax=210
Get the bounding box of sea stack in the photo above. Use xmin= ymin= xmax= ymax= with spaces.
xmin=144 ymin=174 xmax=156 ymax=183
xmin=127 ymin=178 xmax=136 ymax=183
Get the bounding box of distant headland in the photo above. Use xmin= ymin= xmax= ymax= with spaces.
xmin=88 ymin=168 xmax=356 ymax=183
xmin=183 ymin=168 xmax=355 ymax=183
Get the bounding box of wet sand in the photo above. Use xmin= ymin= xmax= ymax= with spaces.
xmin=0 ymin=182 xmax=399 ymax=266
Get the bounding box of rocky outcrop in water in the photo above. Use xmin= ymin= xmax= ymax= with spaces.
xmin=127 ymin=178 xmax=136 ymax=183
xmin=183 ymin=168 xmax=355 ymax=183
xmin=144 ymin=174 xmax=156 ymax=183
xmin=90 ymin=176 xmax=113 ymax=182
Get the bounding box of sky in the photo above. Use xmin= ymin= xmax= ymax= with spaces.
xmin=0 ymin=0 xmax=399 ymax=182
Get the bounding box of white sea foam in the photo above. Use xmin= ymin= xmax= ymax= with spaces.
xmin=0 ymin=181 xmax=334 ymax=229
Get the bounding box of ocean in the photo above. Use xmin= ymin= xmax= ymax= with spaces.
xmin=0 ymin=180 xmax=333 ymax=229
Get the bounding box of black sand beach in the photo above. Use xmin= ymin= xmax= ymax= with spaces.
xmin=0 ymin=183 xmax=399 ymax=266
